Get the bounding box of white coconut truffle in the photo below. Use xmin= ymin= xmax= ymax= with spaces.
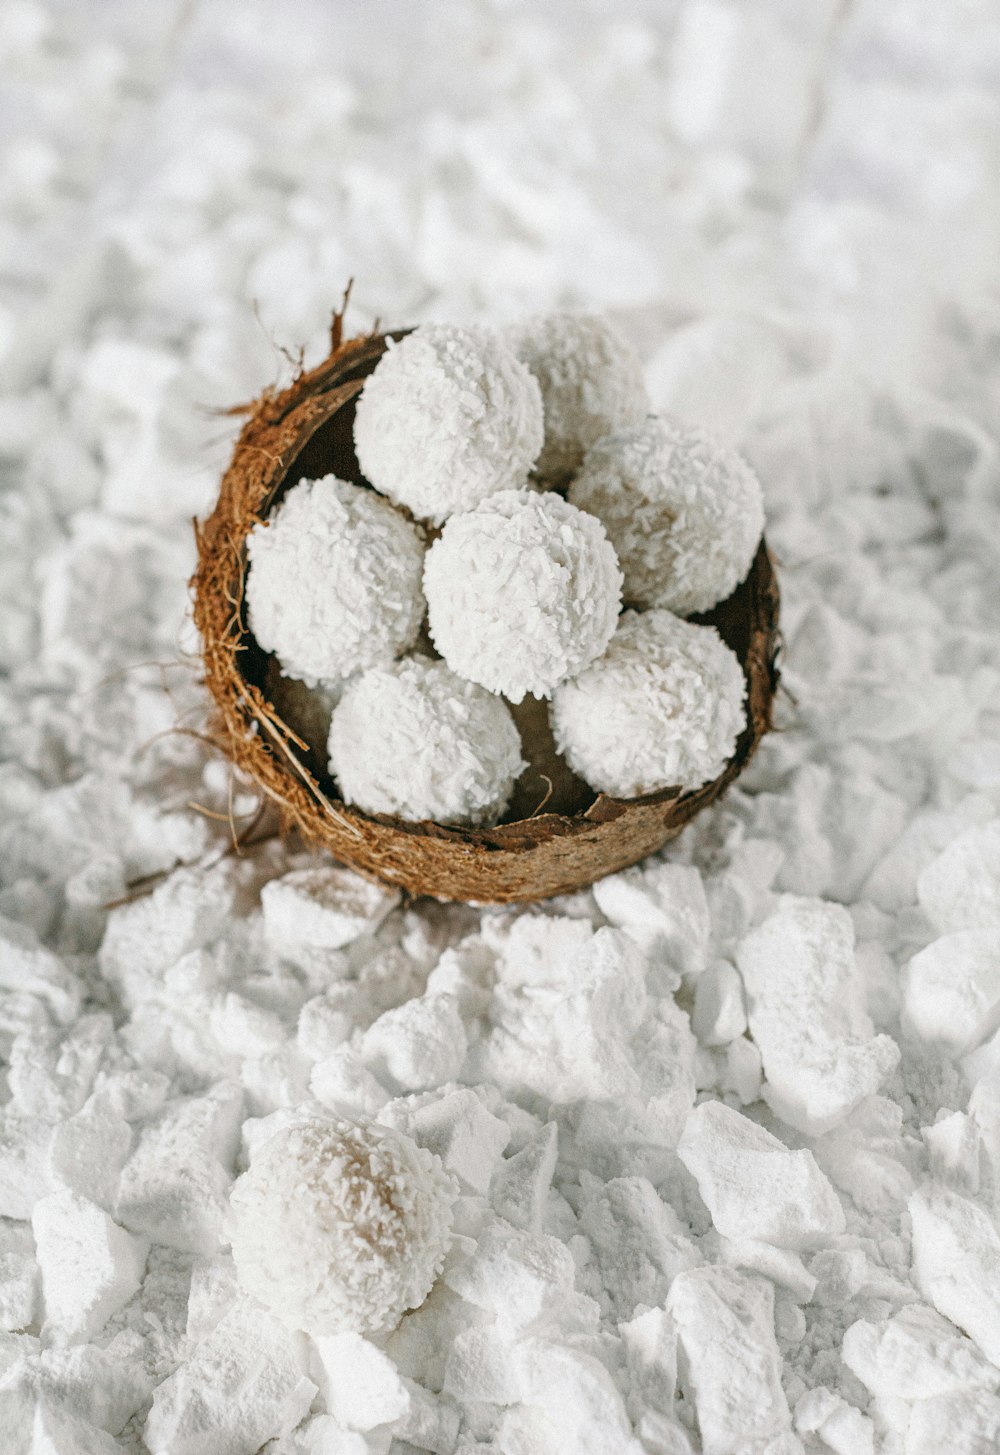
xmin=353 ymin=324 xmax=544 ymax=524
xmin=245 ymin=476 xmax=425 ymax=687
xmin=423 ymin=489 xmax=623 ymax=704
xmin=504 ymin=312 xmax=650 ymax=481
xmin=226 ymin=1116 xmax=457 ymax=1338
xmin=551 ymin=609 xmax=747 ymax=797
xmin=569 ymin=416 xmax=765 ymax=615
xmin=328 ymin=655 xmax=526 ymax=826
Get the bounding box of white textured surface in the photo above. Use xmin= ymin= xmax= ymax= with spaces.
xmin=353 ymin=324 xmax=543 ymax=523
xmin=225 ymin=1116 xmax=457 ymax=1337
xmin=569 ymin=416 xmax=765 ymax=613
xmin=423 ymin=488 xmax=623 ymax=702
xmin=327 ymin=655 xmax=526 ymax=825
xmin=503 ymin=312 xmax=649 ymax=481
xmin=551 ymin=608 xmax=746 ymax=796
xmin=245 ymin=475 xmax=425 ymax=687
xmin=2 ymin=3 xmax=1000 ymax=1452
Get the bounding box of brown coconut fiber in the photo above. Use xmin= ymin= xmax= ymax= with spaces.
xmin=192 ymin=313 xmax=781 ymax=904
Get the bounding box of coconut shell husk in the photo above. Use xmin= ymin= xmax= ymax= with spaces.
xmin=192 ymin=317 xmax=780 ymax=904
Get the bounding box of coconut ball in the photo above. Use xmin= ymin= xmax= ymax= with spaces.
xmin=551 ymin=609 xmax=746 ymax=798
xmin=423 ymin=489 xmax=623 ymax=704
xmin=245 ymin=475 xmax=425 ymax=687
xmin=503 ymin=312 xmax=650 ymax=482
xmin=353 ymin=324 xmax=544 ymax=524
xmin=226 ymin=1115 xmax=457 ymax=1338
xmin=328 ymin=655 xmax=526 ymax=826
xmin=568 ymin=416 xmax=765 ymax=615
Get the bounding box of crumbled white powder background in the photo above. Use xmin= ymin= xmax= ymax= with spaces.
xmin=2 ymin=3 xmax=1000 ymax=1453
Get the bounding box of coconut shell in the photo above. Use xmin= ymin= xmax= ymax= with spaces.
xmin=192 ymin=322 xmax=780 ymax=904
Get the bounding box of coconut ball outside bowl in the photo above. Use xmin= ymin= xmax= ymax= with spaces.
xmin=192 ymin=314 xmax=780 ymax=904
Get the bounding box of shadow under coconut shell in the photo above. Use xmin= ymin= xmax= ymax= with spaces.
xmin=193 ymin=327 xmax=779 ymax=902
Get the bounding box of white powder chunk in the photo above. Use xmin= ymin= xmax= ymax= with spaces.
xmin=32 ymin=1191 xmax=147 ymax=1345
xmin=392 ymin=1378 xmax=461 ymax=1454
xmin=261 ymin=866 xmax=399 ymax=951
xmin=0 ymin=1108 xmax=54 ymax=1219
xmin=917 ymin=820 xmax=1000 ymax=933
xmin=98 ymin=865 xmax=236 ymax=1009
xmin=718 ymin=1239 xmax=816 ymax=1302
xmin=7 ymin=1013 xmax=111 ymax=1121
xmin=0 ymin=915 xmax=82 ymax=1026
xmin=502 ymin=313 xmax=649 ymax=482
xmin=579 ymin=1176 xmax=701 ymax=1320
xmin=443 ymin=1219 xmax=576 ymax=1333
xmin=380 ymin=1087 xmax=510 ymax=1195
xmin=909 ymin=1184 xmax=1000 ymax=1366
xmin=794 ymin=1387 xmax=874 ymax=1455
xmin=0 ymin=1223 xmax=37 ymax=1332
xmin=116 ymin=1083 xmax=243 ymax=1254
xmin=353 ymin=324 xmax=543 ymax=524
xmin=903 ymin=930 xmax=1000 ymax=1053
xmin=667 ymin=1265 xmax=791 ymax=1455
xmin=677 ymin=1102 xmax=845 ymax=1250
xmin=144 ymin=1300 xmax=317 ymax=1455
xmin=423 ymin=489 xmax=622 ymax=703
xmin=593 ymin=860 xmax=711 ymax=977
xmin=906 ymin=1389 xmax=1000 ymax=1455
xmin=226 ymin=1115 xmax=456 ymax=1337
xmin=620 ymin=1306 xmax=678 ymax=1418
xmin=328 ymin=656 xmax=526 ymax=825
xmin=47 ymin=1094 xmax=133 ymax=1211
xmin=311 ymin=1332 xmax=410 ymax=1431
xmin=508 ymin=1340 xmax=644 ymax=1455
xmin=841 ymin=1303 xmax=1000 ymax=1401
xmin=568 ymin=416 xmax=764 ymax=614
xmin=473 ymin=916 xmax=646 ymax=1105
xmin=551 ymin=610 xmax=746 ymax=798
xmin=245 ymin=475 xmax=425 ymax=686
xmin=736 ymin=896 xmax=900 ymax=1134
xmin=31 ymin=1404 xmax=124 ymax=1455
xmin=361 ymin=995 xmax=468 ymax=1094
xmin=692 ymin=961 xmax=747 ymax=1045
xmin=490 ymin=1122 xmax=558 ymax=1232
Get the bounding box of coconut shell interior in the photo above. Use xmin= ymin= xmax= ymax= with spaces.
xmin=192 ymin=325 xmax=780 ymax=904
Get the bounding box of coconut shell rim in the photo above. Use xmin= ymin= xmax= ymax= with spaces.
xmin=191 ymin=321 xmax=780 ymax=901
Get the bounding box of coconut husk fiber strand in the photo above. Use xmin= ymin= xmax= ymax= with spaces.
xmin=192 ymin=321 xmax=780 ymax=904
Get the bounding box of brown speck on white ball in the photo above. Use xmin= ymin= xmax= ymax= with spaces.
xmin=225 ymin=1116 xmax=457 ymax=1338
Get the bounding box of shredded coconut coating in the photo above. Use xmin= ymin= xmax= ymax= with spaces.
xmin=423 ymin=489 xmax=623 ymax=703
xmin=225 ymin=1116 xmax=457 ymax=1338
xmin=503 ymin=312 xmax=650 ymax=482
xmin=245 ymin=476 xmax=425 ymax=687
xmin=328 ymin=654 xmax=526 ymax=826
xmin=569 ymin=416 xmax=765 ymax=615
xmin=352 ymin=324 xmax=544 ymax=524
xmin=551 ymin=609 xmax=747 ymax=797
